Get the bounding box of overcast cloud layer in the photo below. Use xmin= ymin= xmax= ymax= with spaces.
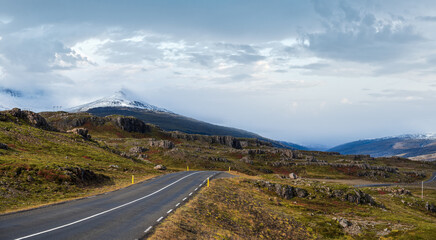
xmin=1 ymin=0 xmax=436 ymax=147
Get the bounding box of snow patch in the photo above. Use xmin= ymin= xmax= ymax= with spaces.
xmin=68 ymin=91 xmax=172 ymax=113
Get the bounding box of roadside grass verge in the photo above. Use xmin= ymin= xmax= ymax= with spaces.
xmin=149 ymin=176 xmax=436 ymax=239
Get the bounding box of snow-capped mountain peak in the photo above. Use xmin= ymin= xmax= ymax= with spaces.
xmin=69 ymin=91 xmax=172 ymax=113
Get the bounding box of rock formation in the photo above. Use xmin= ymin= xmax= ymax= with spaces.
xmin=67 ymin=128 xmax=91 ymax=140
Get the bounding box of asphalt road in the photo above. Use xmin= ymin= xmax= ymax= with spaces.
xmin=0 ymin=171 xmax=230 ymax=240
xmin=354 ymin=171 xmax=436 ymax=188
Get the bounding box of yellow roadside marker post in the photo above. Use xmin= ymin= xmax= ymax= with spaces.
xmin=207 ymin=177 xmax=210 ymax=187
xmin=229 ymin=166 xmax=231 ymax=172
xmin=132 ymin=175 xmax=134 ymax=184
xmin=187 ymin=166 xmax=189 ymax=171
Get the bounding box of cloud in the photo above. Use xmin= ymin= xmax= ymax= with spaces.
xmin=304 ymin=1 xmax=423 ymax=63
xmin=0 ymin=25 xmax=92 ymax=72
xmin=368 ymin=89 xmax=436 ymax=102
xmin=416 ymin=16 xmax=436 ymax=22
xmin=289 ymin=63 xmax=328 ymax=70
xmin=340 ymin=98 xmax=352 ymax=104
xmin=228 ymin=53 xmax=265 ymax=64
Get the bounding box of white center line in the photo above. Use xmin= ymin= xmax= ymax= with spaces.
xmin=167 ymin=209 xmax=173 ymax=214
xmin=144 ymin=226 xmax=152 ymax=233
xmin=176 ymin=202 xmax=180 ymax=207
xmin=15 ymin=172 xmax=200 ymax=240
xmin=157 ymin=216 xmax=164 ymax=222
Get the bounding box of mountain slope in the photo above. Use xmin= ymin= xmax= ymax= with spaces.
xmin=329 ymin=134 xmax=436 ymax=161
xmin=70 ymin=91 xmax=301 ymax=149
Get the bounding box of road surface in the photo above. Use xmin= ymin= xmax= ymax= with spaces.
xmin=0 ymin=171 xmax=230 ymax=240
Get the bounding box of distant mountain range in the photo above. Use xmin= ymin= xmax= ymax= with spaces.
xmin=69 ymin=91 xmax=303 ymax=149
xmin=329 ymin=134 xmax=436 ymax=161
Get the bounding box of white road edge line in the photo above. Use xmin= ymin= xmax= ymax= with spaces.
xmin=183 ymin=197 xmax=187 ymax=201
xmin=176 ymin=203 xmax=180 ymax=207
xmin=157 ymin=216 xmax=164 ymax=222
xmin=144 ymin=226 xmax=152 ymax=233
xmin=189 ymin=192 xmax=193 ymax=196
xmin=167 ymin=209 xmax=173 ymax=214
xmin=195 ymin=188 xmax=198 ymax=191
xmin=15 ymin=172 xmax=201 ymax=240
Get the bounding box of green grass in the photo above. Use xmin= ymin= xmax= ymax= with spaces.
xmin=0 ymin=121 xmax=159 ymax=213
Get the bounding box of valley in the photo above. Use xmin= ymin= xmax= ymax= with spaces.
xmin=1 ymin=107 xmax=435 ymax=239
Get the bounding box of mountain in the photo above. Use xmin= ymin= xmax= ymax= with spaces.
xmin=69 ymin=91 xmax=172 ymax=113
xmin=329 ymin=134 xmax=436 ymax=161
xmin=278 ymin=141 xmax=309 ymax=150
xmin=69 ymin=91 xmax=297 ymax=149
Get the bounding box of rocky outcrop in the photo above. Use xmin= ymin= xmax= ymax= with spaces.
xmin=2 ymin=108 xmax=56 ymax=131
xmin=268 ymin=161 xmax=294 ymax=167
xmin=242 ymin=149 xmax=266 ymax=155
xmin=209 ymin=136 xmax=242 ymax=149
xmin=242 ymin=148 xmax=295 ymax=159
xmin=253 ymin=180 xmax=308 ymax=200
xmin=344 ymin=189 xmax=378 ymax=205
xmin=67 ymin=128 xmax=91 ymax=140
xmin=42 ymin=112 xmax=151 ymax=134
xmin=293 ymin=162 xmax=399 ymax=174
xmin=129 ymin=146 xmax=148 ymax=154
xmin=60 ymin=167 xmax=111 ymax=185
xmin=111 ymin=116 xmax=151 ymax=133
xmin=148 ymin=140 xmax=175 ymax=149
xmin=403 ymin=171 xmax=426 ymax=178
xmin=166 ymin=131 xmax=262 ymax=149
xmin=208 ymin=156 xmax=229 ymax=162
xmin=315 ymin=185 xmax=384 ymax=208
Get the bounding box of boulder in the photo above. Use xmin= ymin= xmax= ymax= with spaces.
xmin=26 ymin=175 xmax=34 ymax=182
xmin=0 ymin=143 xmax=8 ymax=150
xmin=289 ymin=173 xmax=298 ymax=179
xmin=154 ymin=165 xmax=167 ymax=170
xmin=338 ymin=218 xmax=352 ymax=228
xmin=426 ymin=202 xmax=436 ymax=213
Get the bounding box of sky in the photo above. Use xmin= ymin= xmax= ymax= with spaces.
xmin=1 ymin=0 xmax=436 ymax=148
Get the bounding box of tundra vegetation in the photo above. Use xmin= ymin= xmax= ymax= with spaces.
xmin=1 ymin=109 xmax=435 ymax=239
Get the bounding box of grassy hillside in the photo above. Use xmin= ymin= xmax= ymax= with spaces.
xmin=0 ymin=111 xmax=160 ymax=213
